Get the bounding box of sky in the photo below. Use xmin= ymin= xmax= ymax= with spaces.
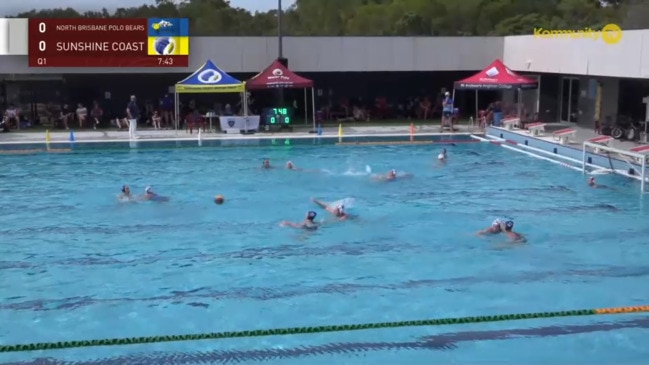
xmin=1 ymin=0 xmax=297 ymax=16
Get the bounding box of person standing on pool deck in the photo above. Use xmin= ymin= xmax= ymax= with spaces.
xmin=126 ymin=95 xmax=139 ymax=139
xmin=312 ymin=198 xmax=347 ymax=220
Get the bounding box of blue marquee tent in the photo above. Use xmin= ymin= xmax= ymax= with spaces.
xmin=174 ymin=60 xmax=247 ymax=130
xmin=175 ymin=60 xmax=245 ymax=93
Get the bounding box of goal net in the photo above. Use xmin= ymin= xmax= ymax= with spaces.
xmin=582 ymin=141 xmax=649 ymax=193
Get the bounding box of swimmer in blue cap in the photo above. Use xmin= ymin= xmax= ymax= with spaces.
xmin=312 ymin=198 xmax=348 ymax=221
xmin=140 ymin=186 xmax=169 ymax=202
xmin=477 ymin=219 xmax=504 ymax=236
xmin=261 ymin=159 xmax=272 ymax=169
xmin=501 ymin=220 xmax=525 ymax=243
xmin=118 ymin=185 xmax=134 ymax=201
xmin=280 ymin=210 xmax=319 ymax=230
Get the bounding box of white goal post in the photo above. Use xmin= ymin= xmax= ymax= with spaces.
xmin=582 ymin=141 xmax=649 ymax=193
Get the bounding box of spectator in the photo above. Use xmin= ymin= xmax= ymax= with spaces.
xmin=4 ymin=104 xmax=18 ymax=129
xmin=151 ymin=110 xmax=161 ymax=129
xmin=91 ymin=101 xmax=103 ymax=129
xmin=76 ymin=103 xmax=88 ymax=129
xmin=126 ymin=95 xmax=139 ymax=139
xmin=160 ymin=93 xmax=174 ymax=128
xmin=60 ymin=104 xmax=72 ymax=130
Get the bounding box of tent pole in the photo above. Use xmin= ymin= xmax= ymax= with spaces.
xmin=311 ymin=87 xmax=316 ymax=131
xmin=174 ymin=90 xmax=179 ymax=135
xmin=303 ymin=88 xmax=307 ymax=125
xmin=475 ymin=89 xmax=478 ymax=126
xmin=450 ymin=89 xmax=456 ymax=127
xmin=242 ymin=82 xmax=249 ymax=116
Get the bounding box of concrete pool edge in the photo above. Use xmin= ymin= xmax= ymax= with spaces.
xmin=485 ymin=127 xmax=643 ymax=174
xmin=0 ymin=131 xmax=481 ymax=146
xmin=0 ymin=124 xmax=484 ymax=146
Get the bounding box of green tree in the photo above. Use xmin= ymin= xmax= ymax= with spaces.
xmin=7 ymin=0 xmax=633 ymax=36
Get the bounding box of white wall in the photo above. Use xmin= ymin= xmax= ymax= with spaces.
xmin=503 ymin=30 xmax=649 ymax=78
xmin=0 ymin=36 xmax=503 ymax=74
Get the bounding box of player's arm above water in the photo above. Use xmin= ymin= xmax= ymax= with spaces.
xmin=312 ymin=198 xmax=333 ymax=212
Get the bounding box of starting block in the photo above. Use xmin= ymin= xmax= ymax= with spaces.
xmin=526 ymin=122 xmax=546 ymax=137
xmin=587 ymin=136 xmax=613 ymax=153
xmin=553 ymin=128 xmax=576 ymax=145
xmin=502 ymin=118 xmax=520 ymax=130
xmin=630 ymin=145 xmax=649 ymax=164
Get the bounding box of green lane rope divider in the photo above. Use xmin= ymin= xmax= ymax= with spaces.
xmin=1 ymin=305 xmax=647 ymax=353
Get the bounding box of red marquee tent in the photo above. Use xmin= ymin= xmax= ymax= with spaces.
xmin=246 ymin=60 xmax=316 ymax=130
xmin=452 ymin=59 xmax=539 ymax=121
xmin=454 ymin=59 xmax=538 ymax=90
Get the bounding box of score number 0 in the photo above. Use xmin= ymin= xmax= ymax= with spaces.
xmin=37 ymin=22 xmax=46 ymax=51
xmin=34 ymin=22 xmax=47 ymax=65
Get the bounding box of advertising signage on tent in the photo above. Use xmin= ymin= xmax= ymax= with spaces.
xmin=454 ymin=59 xmax=538 ymax=90
xmin=175 ymin=59 xmax=245 ymax=93
xmin=173 ymin=59 xmax=248 ymax=131
xmin=246 ymin=59 xmax=317 ymax=131
xmin=246 ymin=60 xmax=313 ymax=90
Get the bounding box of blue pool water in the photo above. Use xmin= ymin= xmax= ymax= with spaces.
xmin=1 ymin=136 xmax=649 ymax=365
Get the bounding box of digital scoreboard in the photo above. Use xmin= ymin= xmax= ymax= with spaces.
xmin=0 ymin=18 xmax=189 ymax=67
xmin=262 ymin=107 xmax=293 ymax=125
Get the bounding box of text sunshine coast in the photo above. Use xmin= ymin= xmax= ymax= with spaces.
xmin=55 ymin=41 xmax=146 ymax=52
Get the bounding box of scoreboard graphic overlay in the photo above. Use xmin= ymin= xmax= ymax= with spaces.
xmin=28 ymin=18 xmax=189 ymax=67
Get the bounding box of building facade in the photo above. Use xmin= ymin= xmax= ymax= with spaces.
xmin=1 ymin=30 xmax=649 ymax=125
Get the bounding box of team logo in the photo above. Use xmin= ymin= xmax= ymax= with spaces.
xmin=152 ymin=20 xmax=173 ymax=31
xmin=272 ymin=69 xmax=283 ymax=76
xmin=153 ymin=37 xmax=176 ymax=55
xmin=227 ymin=119 xmax=235 ymax=127
xmin=485 ymin=67 xmax=499 ymax=77
xmin=197 ymin=69 xmax=222 ymax=84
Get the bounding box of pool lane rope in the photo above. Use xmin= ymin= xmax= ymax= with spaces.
xmin=1 ymin=305 xmax=647 ymax=353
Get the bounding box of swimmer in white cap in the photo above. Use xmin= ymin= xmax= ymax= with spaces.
xmin=280 ymin=210 xmax=319 ymax=230
xmin=312 ymin=198 xmax=348 ymax=221
xmin=438 ymin=148 xmax=447 ymax=161
xmin=372 ymin=169 xmax=398 ymax=181
xmin=477 ymin=219 xmax=504 ymax=236
xmin=140 ymin=186 xmax=169 ymax=202
xmin=286 ymin=161 xmax=300 ymax=170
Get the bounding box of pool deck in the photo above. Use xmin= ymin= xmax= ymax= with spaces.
xmin=489 ymin=123 xmax=648 ymax=151
xmin=0 ymin=124 xmax=483 ymax=145
xmin=485 ymin=123 xmax=649 ymax=180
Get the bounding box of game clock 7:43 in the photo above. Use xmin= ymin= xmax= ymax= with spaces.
xmin=263 ymin=107 xmax=293 ymax=125
xmin=158 ymin=57 xmax=174 ymax=65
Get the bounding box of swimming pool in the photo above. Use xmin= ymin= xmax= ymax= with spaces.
xmin=1 ymin=136 xmax=648 ymax=365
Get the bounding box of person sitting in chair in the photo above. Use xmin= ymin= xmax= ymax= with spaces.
xmin=4 ymin=105 xmax=19 ymax=130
